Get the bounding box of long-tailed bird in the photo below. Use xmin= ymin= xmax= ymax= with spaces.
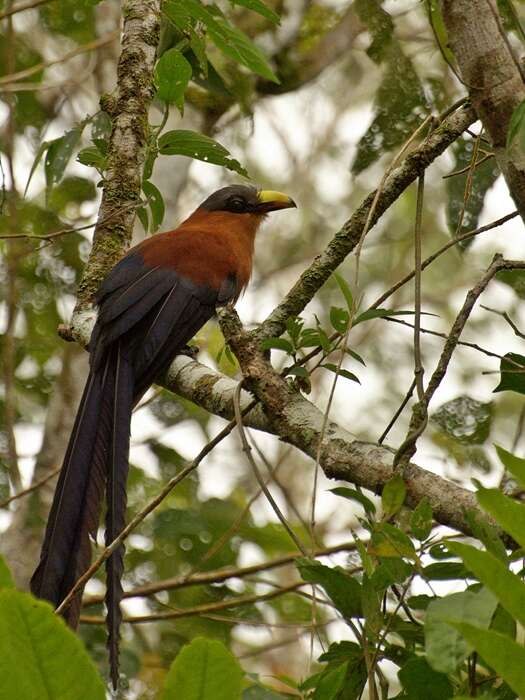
xmin=30 ymin=184 xmax=296 ymax=688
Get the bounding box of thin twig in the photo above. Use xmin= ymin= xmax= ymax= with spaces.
xmin=82 ymin=540 xmax=358 ymax=606
xmin=0 ymin=31 xmax=119 ymax=85
xmin=55 ymin=398 xmax=259 ymax=616
xmin=0 ymin=466 xmax=61 ymax=509
xmin=233 ymin=382 xmax=308 ymax=555
xmin=370 ymin=211 xmax=518 ymax=309
xmin=0 ymin=0 xmax=53 ymax=20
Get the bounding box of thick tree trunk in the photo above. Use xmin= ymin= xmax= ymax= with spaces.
xmin=441 ymin=0 xmax=525 ymax=222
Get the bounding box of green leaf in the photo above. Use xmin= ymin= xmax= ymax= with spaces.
xmin=77 ymin=145 xmax=106 ymax=171
xmin=425 ymin=587 xmax=498 ymax=673
xmin=166 ymin=0 xmax=278 ymax=82
xmin=507 ymin=97 xmax=525 ymax=149
xmin=296 ymin=558 xmax=362 ymax=618
xmin=136 ymin=205 xmax=149 ymax=234
xmin=285 ymin=365 xmax=309 ymax=379
xmin=161 ymin=637 xmax=243 ymax=700
xmin=312 ymin=663 xmax=348 ymax=700
xmin=450 ymin=623 xmax=525 ymax=697
xmin=329 ymin=306 xmax=350 ymax=334
xmin=352 ymin=1 xmax=427 ymax=174
xmin=410 ymin=497 xmax=433 ymax=541
xmin=24 ymin=140 xmax=51 ymax=196
xmin=463 ymin=508 xmax=507 ymax=562
xmin=0 ymin=590 xmax=105 ymax=700
xmin=422 ymin=562 xmax=470 ymax=580
xmin=496 ymin=268 xmax=525 ymax=299
xmin=321 ymin=363 xmax=360 ymax=384
xmin=260 ymin=337 xmax=294 ymax=354
xmin=45 ymin=127 xmax=83 ymax=196
xmin=158 ymin=129 xmax=248 ymax=176
xmin=477 ymin=486 xmax=525 ymax=550
xmin=495 ymin=444 xmax=525 ymax=489
xmin=142 ymin=181 xmax=165 ymax=233
xmin=345 ymin=347 xmax=366 ymax=365
xmin=353 ymin=308 xmax=419 ymax=326
xmin=447 ymin=541 xmax=525 ymax=628
xmin=329 ymin=487 xmax=376 ymax=515
xmin=333 ymin=273 xmax=354 ymax=312
xmin=398 ymin=657 xmax=453 ymax=700
xmin=493 ymin=352 xmax=525 ymax=395
xmin=381 ymin=474 xmax=406 ymax=517
xmin=445 ymin=135 xmax=499 ymax=246
xmin=0 ymin=555 xmax=14 ymax=589
xmin=231 ymin=0 xmax=280 ymax=24
xmin=369 ymin=522 xmax=416 ymax=560
xmin=370 ymin=557 xmax=413 ymax=591
xmin=431 ymin=395 xmax=492 ymax=445
xmin=155 ymin=48 xmax=193 ymax=112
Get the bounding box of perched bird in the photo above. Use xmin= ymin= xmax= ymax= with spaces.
xmin=30 ymin=184 xmax=296 ymax=688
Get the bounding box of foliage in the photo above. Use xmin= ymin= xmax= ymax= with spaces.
xmin=3 ymin=0 xmax=525 ymax=697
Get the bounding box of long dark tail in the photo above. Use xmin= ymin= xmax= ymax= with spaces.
xmin=31 ymin=343 xmax=134 ymax=688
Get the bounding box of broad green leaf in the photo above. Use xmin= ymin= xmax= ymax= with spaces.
xmin=345 ymin=347 xmax=366 ymax=365
xmin=165 ymin=0 xmax=278 ymax=82
xmin=45 ymin=127 xmax=83 ymax=195
xmin=369 ymin=522 xmax=416 ymax=560
xmin=425 ymin=587 xmax=498 ymax=673
xmin=142 ymin=181 xmax=165 ymax=233
xmin=321 ymin=363 xmax=360 ymax=384
xmin=231 ymin=0 xmax=280 ymax=24
xmin=334 ymin=273 xmax=354 ymax=312
xmin=422 ymin=562 xmax=470 ymax=580
xmin=161 ymin=637 xmax=243 ymax=700
xmin=158 ymin=129 xmax=248 ymax=176
xmin=477 ymin=486 xmax=525 ymax=549
xmin=447 ymin=541 xmax=525 ymax=628
xmin=398 ymin=657 xmax=453 ymax=700
xmin=496 ymin=268 xmax=525 ymax=299
xmin=370 ymin=557 xmax=413 ymax=591
xmin=296 ymin=558 xmax=362 ymax=618
xmin=260 ymin=337 xmax=294 ymax=354
xmin=463 ymin=508 xmax=507 ymax=562
xmin=312 ymin=663 xmax=348 ymax=700
xmin=77 ymin=145 xmax=107 ymax=171
xmin=446 ymin=136 xmax=499 ymax=246
xmin=431 ymin=395 xmax=493 ymax=445
xmin=329 ymin=306 xmax=350 ymax=334
xmin=0 ymin=555 xmax=14 ymax=589
xmin=495 ymin=444 xmax=525 ymax=489
xmin=493 ymin=352 xmax=525 ymax=395
xmin=155 ymin=48 xmax=193 ymax=112
xmin=381 ymin=474 xmax=406 ymax=517
xmin=450 ymin=623 xmax=525 ymax=697
xmin=0 ymin=590 xmax=105 ymax=700
xmin=329 ymin=486 xmax=376 ymax=515
xmin=410 ymin=497 xmax=433 ymax=540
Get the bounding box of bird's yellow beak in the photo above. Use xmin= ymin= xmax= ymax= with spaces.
xmin=256 ymin=190 xmax=297 ymax=212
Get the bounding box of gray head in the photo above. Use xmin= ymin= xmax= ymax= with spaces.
xmin=199 ymin=185 xmax=296 ymax=214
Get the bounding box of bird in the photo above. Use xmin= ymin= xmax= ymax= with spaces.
xmin=30 ymin=184 xmax=296 ymax=689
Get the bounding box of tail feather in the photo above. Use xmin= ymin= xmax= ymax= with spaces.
xmin=30 ymin=369 xmax=105 ymax=611
xmin=106 ymin=342 xmax=134 ymax=689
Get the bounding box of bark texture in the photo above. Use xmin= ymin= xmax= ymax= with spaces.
xmin=75 ymin=0 xmax=161 ymax=309
xmin=441 ymin=0 xmax=525 ymax=221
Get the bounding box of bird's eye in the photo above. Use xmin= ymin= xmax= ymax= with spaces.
xmin=227 ymin=196 xmax=247 ymax=212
